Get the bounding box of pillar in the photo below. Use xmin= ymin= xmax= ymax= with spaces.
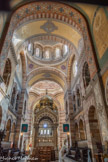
xmin=14 ymin=89 xmax=26 ymax=148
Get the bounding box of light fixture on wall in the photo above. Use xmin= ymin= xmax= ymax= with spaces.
xmin=67 ymin=132 xmax=70 ymax=136
xmin=20 ymin=132 xmax=23 ymax=136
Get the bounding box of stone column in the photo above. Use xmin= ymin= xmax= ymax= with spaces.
xmin=64 ymin=90 xmax=73 ymax=146
xmin=32 ymin=124 xmax=39 ymax=157
xmin=53 ymin=124 xmax=58 ymax=150
xmin=14 ymin=89 xmax=26 ymax=148
xmin=34 ymin=124 xmax=39 ymax=148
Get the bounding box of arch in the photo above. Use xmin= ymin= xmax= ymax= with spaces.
xmin=88 ymin=106 xmax=103 ymax=154
xmin=0 ymin=106 xmax=2 ymax=126
xmin=2 ymin=58 xmax=11 ymax=87
xmin=4 ymin=119 xmax=11 ymax=142
xmin=36 ymin=112 xmax=57 ymax=124
xmin=27 ymin=67 xmax=66 ymax=89
xmin=0 ymin=1 xmax=97 ymax=81
xmin=67 ymin=54 xmax=75 ymax=89
xmin=79 ymin=119 xmax=86 ymax=140
xmin=82 ymin=62 xmax=91 ymax=88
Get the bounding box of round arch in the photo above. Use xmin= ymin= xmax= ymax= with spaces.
xmin=27 ymin=67 xmax=67 ymax=90
xmin=35 ymin=111 xmax=57 ymax=124
xmin=67 ymin=54 xmax=75 ymax=89
xmin=0 ymin=1 xmax=97 ymax=81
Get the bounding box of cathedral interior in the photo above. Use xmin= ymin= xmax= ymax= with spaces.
xmin=0 ymin=0 xmax=108 ymax=162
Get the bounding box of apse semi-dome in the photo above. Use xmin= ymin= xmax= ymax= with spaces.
xmin=27 ymin=42 xmax=69 ymax=65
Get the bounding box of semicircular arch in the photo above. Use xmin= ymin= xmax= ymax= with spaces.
xmin=27 ymin=67 xmax=67 ymax=90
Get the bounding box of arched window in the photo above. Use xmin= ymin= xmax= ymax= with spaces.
xmin=39 ymin=120 xmax=53 ymax=137
xmin=44 ymin=50 xmax=50 ymax=59
xmin=55 ymin=48 xmax=61 ymax=58
xmin=35 ymin=48 xmax=40 ymax=57
xmin=73 ymin=60 xmax=77 ymax=77
xmin=63 ymin=45 xmax=68 ymax=55
xmin=82 ymin=62 xmax=91 ymax=88
xmin=3 ymin=58 xmax=11 ymax=86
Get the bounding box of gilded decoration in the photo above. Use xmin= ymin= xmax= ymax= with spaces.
xmin=40 ymin=20 xmax=58 ymax=33
xmin=0 ymin=1 xmax=97 ymax=80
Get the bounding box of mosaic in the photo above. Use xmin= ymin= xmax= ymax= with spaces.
xmin=40 ymin=20 xmax=58 ymax=33
xmin=0 ymin=1 xmax=97 ymax=79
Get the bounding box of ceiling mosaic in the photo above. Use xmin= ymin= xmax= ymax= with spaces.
xmin=12 ymin=20 xmax=82 ymax=50
xmin=0 ymin=1 xmax=97 ymax=81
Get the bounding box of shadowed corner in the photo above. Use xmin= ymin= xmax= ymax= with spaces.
xmin=0 ymin=0 xmax=11 ymax=11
